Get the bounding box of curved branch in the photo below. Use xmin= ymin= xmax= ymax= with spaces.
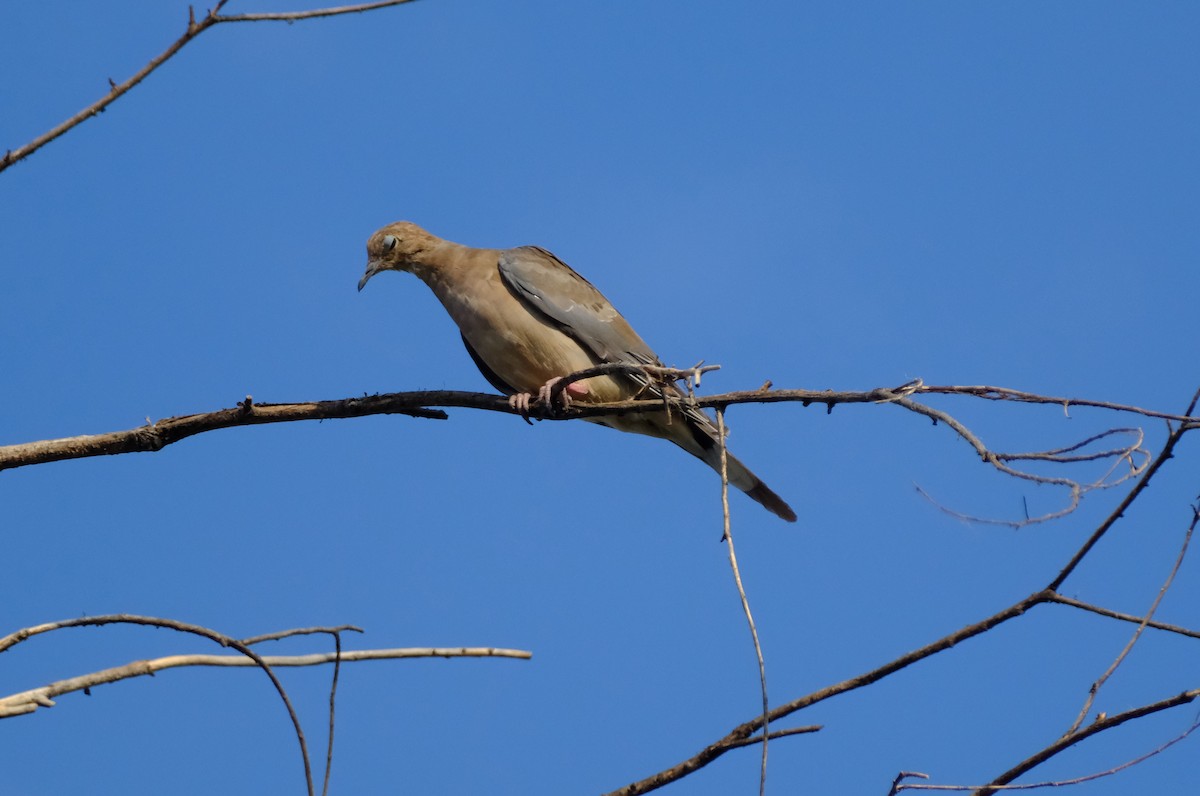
xmin=975 ymin=689 xmax=1200 ymax=795
xmin=894 ymin=709 xmax=1200 ymax=791
xmin=1047 ymin=424 xmax=1192 ymax=591
xmin=1063 ymin=508 xmax=1195 ymax=736
xmin=604 ymin=589 xmax=1055 ymax=796
xmin=607 ymin=431 xmax=1200 ymax=795
xmin=0 ymin=0 xmax=419 ymax=174
xmin=0 ymin=393 xmax=450 ymax=471
xmin=0 ymin=614 xmax=318 ymax=794
xmin=0 ymin=645 xmax=533 ymax=719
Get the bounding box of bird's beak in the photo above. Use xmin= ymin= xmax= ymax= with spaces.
xmin=358 ymin=259 xmax=383 ymax=292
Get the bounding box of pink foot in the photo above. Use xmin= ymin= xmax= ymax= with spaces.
xmin=509 ymin=377 xmax=591 ymax=417
xmin=537 ymin=377 xmax=590 ymax=411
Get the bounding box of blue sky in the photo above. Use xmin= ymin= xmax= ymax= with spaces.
xmin=2 ymin=2 xmax=1199 ymax=794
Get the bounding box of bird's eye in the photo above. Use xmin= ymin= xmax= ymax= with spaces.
xmin=382 ymin=234 xmax=397 ymax=253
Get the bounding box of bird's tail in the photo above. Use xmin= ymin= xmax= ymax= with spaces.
xmin=695 ymin=434 xmax=797 ymax=523
xmin=597 ymin=408 xmax=797 ymax=522
xmin=733 ymin=463 xmax=797 ymax=523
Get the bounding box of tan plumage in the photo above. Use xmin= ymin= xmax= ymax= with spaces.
xmin=358 ymin=221 xmax=796 ymax=522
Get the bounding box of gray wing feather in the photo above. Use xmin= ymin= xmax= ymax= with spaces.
xmin=501 ymin=248 xmax=735 ymax=483
xmin=498 ymin=246 xmax=659 ymax=366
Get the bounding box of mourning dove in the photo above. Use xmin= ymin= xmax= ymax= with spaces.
xmin=357 ymin=222 xmax=796 ymax=522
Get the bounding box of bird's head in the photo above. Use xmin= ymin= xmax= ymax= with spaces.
xmin=357 ymin=221 xmax=441 ymax=291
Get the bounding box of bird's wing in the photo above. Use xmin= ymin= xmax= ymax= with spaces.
xmin=460 ymin=333 xmax=519 ymax=394
xmin=498 ymin=246 xmax=660 ymax=367
xmin=499 ymin=246 xmax=795 ymax=521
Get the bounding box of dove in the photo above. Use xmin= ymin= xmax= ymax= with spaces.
xmin=358 ymin=222 xmax=795 ymax=522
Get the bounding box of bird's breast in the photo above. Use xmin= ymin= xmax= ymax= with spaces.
xmin=429 ymin=268 xmax=629 ymax=402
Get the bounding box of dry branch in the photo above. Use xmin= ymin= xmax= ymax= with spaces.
xmin=607 ymin=410 xmax=1200 ymax=795
xmin=0 ymin=645 xmax=532 ymax=719
xmin=893 ymin=711 xmax=1200 ymax=791
xmin=3 ymin=375 xmax=1198 ymax=793
xmin=975 ymin=688 xmax=1200 ymax=795
xmin=715 ymin=408 xmax=770 ymax=796
xmin=0 ymin=393 xmax=449 ymax=471
xmin=3 ymin=614 xmax=322 ymax=793
xmin=0 ymin=0 xmax=419 ymax=174
xmin=1064 ymin=510 xmax=1194 ymax=735
xmin=1 ymin=612 xmax=531 ymax=796
xmin=0 ymin=376 xmax=1177 ymax=535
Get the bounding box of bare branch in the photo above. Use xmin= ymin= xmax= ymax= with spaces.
xmin=0 ymin=614 xmax=317 ymax=794
xmin=0 ymin=645 xmax=531 ymax=720
xmin=0 ymin=393 xmax=449 ymax=472
xmin=716 ymin=409 xmax=770 ymax=796
xmin=0 ymin=1 xmax=419 ymax=174
xmin=240 ymin=625 xmax=364 ymax=646
xmin=1048 ymin=423 xmax=1192 ymax=592
xmin=2 ymin=380 xmax=1182 ymax=517
xmin=719 ymin=725 xmax=822 ymax=751
xmin=604 ymin=589 xmax=1053 ymax=796
xmin=608 ymin=434 xmax=1198 ymax=795
xmin=973 ymin=689 xmax=1200 ymax=795
xmin=1048 ymin=594 xmax=1200 ymax=641
xmin=892 ymin=389 xmax=1152 ymax=526
xmin=218 ymin=0 xmax=421 ymax=22
xmin=921 ymin=384 xmax=1200 ymax=424
xmin=322 ymin=631 xmax=342 ymax=796
xmin=894 ymin=710 xmax=1200 ymax=790
xmin=1063 ymin=507 xmax=1195 ymax=735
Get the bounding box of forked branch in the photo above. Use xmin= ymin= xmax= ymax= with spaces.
xmin=607 ymin=409 xmax=1200 ymax=796
xmin=0 ymin=1 xmax=420 ymax=174
xmin=1 ymin=614 xmax=531 ymax=796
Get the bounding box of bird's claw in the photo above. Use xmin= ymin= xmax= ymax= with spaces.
xmin=508 ymin=392 xmax=536 ymax=424
xmin=538 ymin=377 xmax=573 ymax=413
xmin=508 ymin=377 xmax=584 ymax=420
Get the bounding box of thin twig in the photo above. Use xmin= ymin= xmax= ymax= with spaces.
xmin=1048 ymin=423 xmax=1192 ymax=592
xmin=719 ymin=725 xmax=822 ymax=751
xmin=716 ymin=408 xmax=770 ymax=796
xmin=218 ymin=0 xmax=420 ymax=22
xmin=894 ymin=711 xmax=1200 ymax=790
xmin=322 ymin=630 xmax=342 ymax=796
xmin=1 ymin=1 xmax=420 ymax=173
xmin=242 ymin=625 xmax=364 ymax=646
xmin=973 ymin=689 xmax=1200 ymax=795
xmin=0 ymin=644 xmax=532 ymax=718
xmin=921 ymin=384 xmax=1200 ymax=424
xmin=1064 ymin=507 xmax=1196 ymax=735
xmin=894 ymin=395 xmax=1145 ymax=527
xmin=608 ymin=420 xmax=1198 ymax=795
xmin=604 ymin=590 xmax=1052 ymax=796
xmin=0 ymin=614 xmax=316 ymax=795
xmin=1047 ymin=594 xmax=1200 ymax=641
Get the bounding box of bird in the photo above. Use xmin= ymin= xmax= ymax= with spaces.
xmin=357 ymin=221 xmax=796 ymax=522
